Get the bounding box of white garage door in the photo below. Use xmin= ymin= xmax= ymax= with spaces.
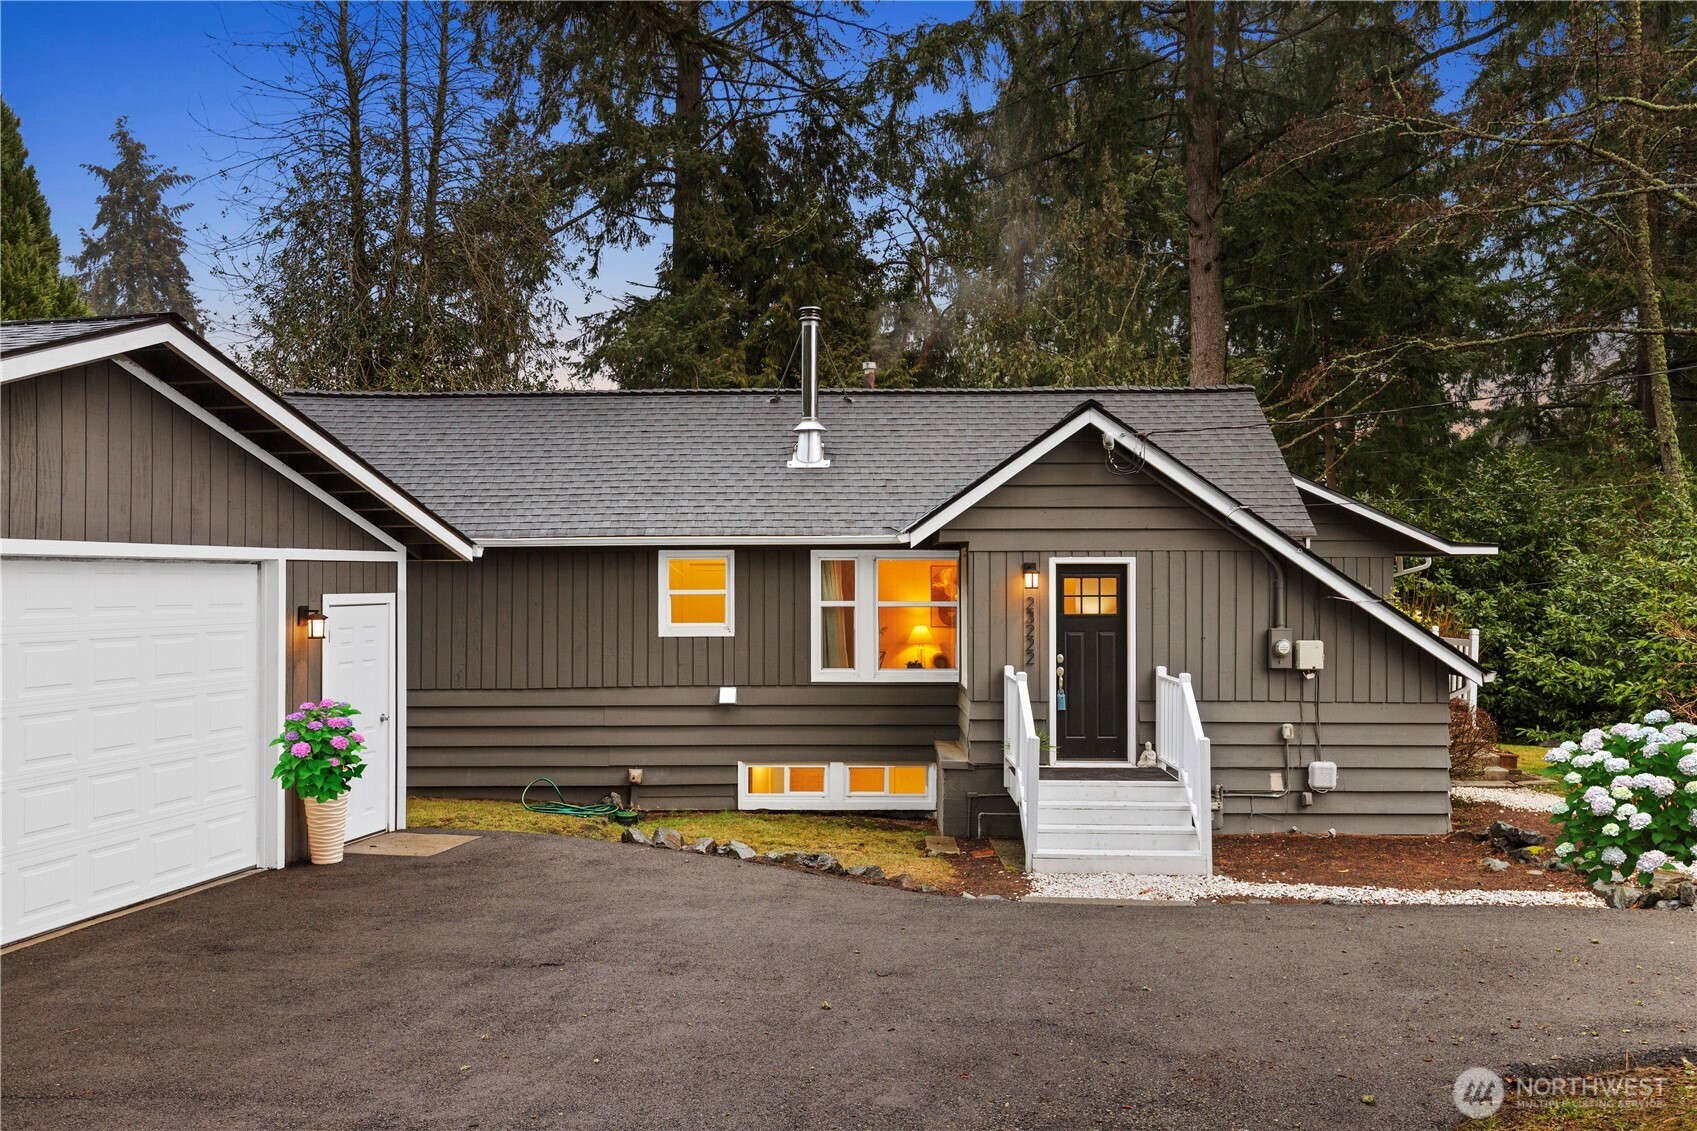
xmin=2 ymin=559 xmax=263 ymax=944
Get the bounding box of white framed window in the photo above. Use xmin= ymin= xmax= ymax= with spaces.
xmin=810 ymin=551 xmax=960 ymax=682
xmin=658 ymin=551 xmax=734 ymax=637
xmin=738 ymin=762 xmax=935 ymax=811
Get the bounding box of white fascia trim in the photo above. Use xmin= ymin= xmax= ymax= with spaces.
xmin=906 ymin=409 xmax=1485 ymax=683
xmin=1292 ymin=477 xmax=1499 ymax=556
xmin=1 ymin=324 xmax=178 ymax=382
xmin=112 ymin=357 xmax=406 ymax=554
xmin=0 ymin=539 xmax=405 ymax=563
xmin=476 ymin=533 xmax=906 ymax=548
xmin=3 ymin=324 xmax=477 ymax=560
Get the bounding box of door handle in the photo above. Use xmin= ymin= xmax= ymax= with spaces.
xmin=380 ymin=712 xmax=390 ymax=724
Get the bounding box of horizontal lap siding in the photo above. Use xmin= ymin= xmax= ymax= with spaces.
xmin=407 ymin=549 xmax=956 ymax=802
xmin=940 ymin=436 xmax=1451 ymax=833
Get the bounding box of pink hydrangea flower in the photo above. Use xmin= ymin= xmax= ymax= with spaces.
xmin=285 ymin=731 xmax=299 ymax=741
xmin=290 ymin=741 xmax=311 ymax=757
xmin=299 ymin=702 xmax=317 ymax=711
xmin=327 ymin=716 xmax=351 ymax=729
xmin=328 ymin=757 xmax=341 ymax=768
xmin=319 ymin=698 xmax=335 ymax=708
xmin=286 ymin=712 xmax=305 ymax=722
xmin=330 ymin=735 xmax=350 ymax=750
xmin=349 ymin=733 xmax=365 ymax=744
xmin=306 ymin=720 xmax=323 ymax=731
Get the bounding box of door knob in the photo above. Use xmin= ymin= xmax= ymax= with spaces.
xmin=380 ymin=712 xmax=390 ymax=723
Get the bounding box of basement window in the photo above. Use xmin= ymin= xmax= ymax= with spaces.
xmin=811 ymin=551 xmax=959 ymax=681
xmin=659 ymin=551 xmax=734 ymax=637
xmin=739 ymin=762 xmax=935 ymax=811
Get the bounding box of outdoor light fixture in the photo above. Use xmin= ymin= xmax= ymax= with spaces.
xmin=298 ymin=606 xmax=328 ymax=640
xmin=1023 ymin=562 xmax=1041 ymax=589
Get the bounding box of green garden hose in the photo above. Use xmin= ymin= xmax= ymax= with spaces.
xmin=521 ymin=777 xmax=623 ymax=818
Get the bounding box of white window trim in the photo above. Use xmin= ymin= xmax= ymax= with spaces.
xmin=809 ymin=550 xmax=961 ymax=683
xmin=657 ymin=550 xmax=735 ymax=638
xmin=737 ymin=762 xmax=936 ymax=811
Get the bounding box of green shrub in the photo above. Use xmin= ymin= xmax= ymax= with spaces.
xmin=1542 ymin=713 xmax=1697 ymax=884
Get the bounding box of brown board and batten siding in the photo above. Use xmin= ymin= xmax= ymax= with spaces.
xmin=3 ymin=359 xmax=404 ymax=859
xmin=1302 ymin=498 xmax=1432 ymax=598
xmin=404 ymin=547 xmax=958 ymax=808
xmin=939 ymin=436 xmax=1451 ymax=835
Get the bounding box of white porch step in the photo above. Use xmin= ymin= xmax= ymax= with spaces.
xmin=1038 ymin=780 xmax=1188 ymax=804
xmin=1036 ymin=824 xmax=1199 ymax=852
xmin=1030 ymin=847 xmax=1212 ymax=875
xmin=1039 ymin=799 xmax=1195 ymax=825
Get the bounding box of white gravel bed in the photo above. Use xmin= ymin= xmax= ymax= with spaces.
xmin=1451 ymin=785 xmax=1563 ymax=812
xmin=1026 ymin=872 xmax=1603 ymax=907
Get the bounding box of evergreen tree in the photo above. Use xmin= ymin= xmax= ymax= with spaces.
xmin=73 ymin=119 xmax=204 ymax=329
xmin=1 ymin=99 xmax=89 ymax=320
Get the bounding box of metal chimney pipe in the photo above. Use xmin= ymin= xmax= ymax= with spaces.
xmin=862 ymin=360 xmax=877 ymax=389
xmin=788 ymin=305 xmax=829 ymax=468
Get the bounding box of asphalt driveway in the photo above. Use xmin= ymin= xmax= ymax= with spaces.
xmin=3 ymin=831 xmax=1692 ymax=1130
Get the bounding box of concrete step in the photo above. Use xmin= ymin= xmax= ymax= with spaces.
xmin=1035 ymin=825 xmax=1200 ymax=853
xmin=1038 ymin=799 xmax=1196 ymax=825
xmin=1030 ymin=847 xmax=1212 ymax=875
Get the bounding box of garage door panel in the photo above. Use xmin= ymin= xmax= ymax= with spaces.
xmin=3 ymin=559 xmax=263 ymax=944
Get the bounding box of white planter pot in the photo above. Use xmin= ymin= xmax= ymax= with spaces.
xmin=302 ymin=795 xmax=349 ymax=864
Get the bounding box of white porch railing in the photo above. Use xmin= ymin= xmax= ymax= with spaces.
xmin=1154 ymin=665 xmax=1213 ymax=872
xmin=1001 ymin=665 xmax=1040 ymax=872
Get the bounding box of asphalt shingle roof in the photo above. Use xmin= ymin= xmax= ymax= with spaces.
xmin=287 ymin=387 xmax=1314 ymax=542
xmin=0 ymin=314 xmax=167 ymax=355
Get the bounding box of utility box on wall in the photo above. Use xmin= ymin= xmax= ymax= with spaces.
xmin=1294 ymin=639 xmax=1325 ymax=671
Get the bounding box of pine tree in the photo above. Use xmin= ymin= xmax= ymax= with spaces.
xmin=2 ymin=99 xmax=89 ymax=320
xmin=73 ymin=119 xmax=204 ymax=329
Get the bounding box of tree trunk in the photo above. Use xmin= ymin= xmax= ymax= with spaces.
xmin=1182 ymin=0 xmax=1226 ymax=387
xmin=336 ymin=0 xmax=374 ymax=384
xmin=1624 ymin=0 xmax=1692 ymax=514
xmin=670 ymin=3 xmax=706 ymax=290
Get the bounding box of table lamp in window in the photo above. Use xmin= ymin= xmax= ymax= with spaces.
xmin=905 ymin=623 xmax=934 ymax=668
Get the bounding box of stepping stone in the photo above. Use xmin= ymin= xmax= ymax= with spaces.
xmin=344 ymin=832 xmax=478 ymax=857
xmin=923 ymin=835 xmax=960 ymax=857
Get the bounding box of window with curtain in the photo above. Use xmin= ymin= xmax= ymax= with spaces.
xmin=658 ymin=552 xmax=734 ymax=637
xmin=811 ymin=552 xmax=959 ymax=681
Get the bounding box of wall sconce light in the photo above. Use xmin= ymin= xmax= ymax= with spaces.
xmin=1023 ymin=562 xmax=1041 ymax=590
xmin=298 ymin=606 xmax=328 ymax=640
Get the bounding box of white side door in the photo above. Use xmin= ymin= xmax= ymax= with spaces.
xmin=320 ymin=595 xmax=395 ymax=841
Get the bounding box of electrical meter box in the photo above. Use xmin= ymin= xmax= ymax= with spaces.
xmin=1294 ymin=639 xmax=1325 ymax=670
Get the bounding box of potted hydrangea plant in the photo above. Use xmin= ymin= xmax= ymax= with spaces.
xmin=271 ymin=699 xmax=369 ymax=864
xmin=1542 ymin=710 xmax=1697 ymax=897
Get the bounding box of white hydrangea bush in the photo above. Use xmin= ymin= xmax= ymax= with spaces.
xmin=1542 ymin=711 xmax=1697 ymax=884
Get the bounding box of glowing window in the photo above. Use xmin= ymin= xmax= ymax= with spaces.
xmin=746 ymin=764 xmax=827 ymax=796
xmin=812 ymin=553 xmax=960 ymax=681
xmin=659 ymin=552 xmax=733 ymax=637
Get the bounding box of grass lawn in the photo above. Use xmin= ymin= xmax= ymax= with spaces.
xmin=407 ymin=797 xmax=958 ymax=887
xmin=1499 ymin=743 xmax=1551 ymax=775
xmin=1468 ymin=1060 xmax=1696 ymax=1129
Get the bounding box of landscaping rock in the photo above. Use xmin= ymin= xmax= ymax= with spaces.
xmin=846 ymin=864 xmax=885 ymax=880
xmin=1488 ymin=821 xmax=1548 ymax=851
xmin=765 ymin=850 xmax=806 ymax=865
xmin=1506 ymin=847 xmax=1543 ymax=865
xmin=923 ymin=835 xmax=960 ymax=857
xmin=1480 ymin=857 xmax=1510 ymax=872
xmin=978 ymin=894 xmax=1006 ymax=901
xmin=1648 ymin=868 xmax=1688 ymax=900
xmin=602 ymin=792 xmax=624 ymax=808
xmin=620 ymin=827 xmax=653 ymax=847
xmin=799 ymin=852 xmax=845 ymax=875
xmin=1679 ymin=883 xmax=1695 ymax=908
xmin=685 ymin=837 xmax=716 ymax=855
xmin=651 ymin=827 xmax=685 ymax=850
xmin=723 ymin=841 xmax=758 ymax=861
xmin=1654 ymin=900 xmax=1682 ymax=911
xmin=894 ymin=873 xmax=923 ymax=891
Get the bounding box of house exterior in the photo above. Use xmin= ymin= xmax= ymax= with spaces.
xmin=0 ymin=315 xmax=474 ymax=944
xmin=1 ymin=311 xmax=1492 ymax=939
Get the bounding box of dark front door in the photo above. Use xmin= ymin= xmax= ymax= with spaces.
xmin=1055 ymin=565 xmax=1128 ymax=760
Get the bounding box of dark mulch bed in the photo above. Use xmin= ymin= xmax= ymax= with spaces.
xmin=940 ymin=838 xmax=1030 ymax=899
xmin=1212 ymin=799 xmax=1593 ymax=894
